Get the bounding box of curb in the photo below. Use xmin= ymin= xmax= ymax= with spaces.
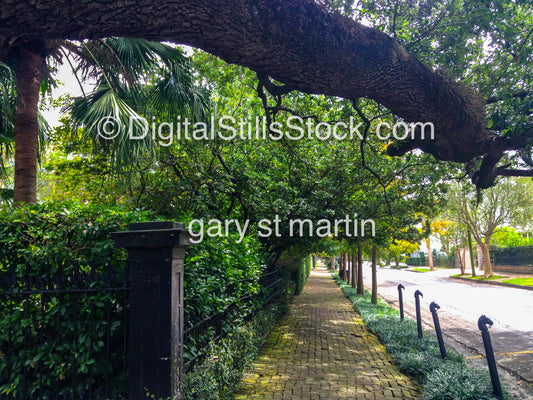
xmin=449 ymin=275 xmax=533 ymax=292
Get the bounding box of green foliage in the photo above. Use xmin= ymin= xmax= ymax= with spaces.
xmin=491 ymin=227 xmax=533 ymax=248
xmin=0 ymin=202 xmax=155 ymax=398
xmin=0 ymin=202 xmax=154 ymax=268
xmin=0 ymin=202 xmax=277 ymax=398
xmin=278 ymin=255 xmax=311 ymax=295
xmin=184 ymin=234 xmax=267 ymax=322
xmin=424 ymin=364 xmax=500 ymax=400
xmin=183 ymin=234 xmax=269 ymax=365
xmin=182 ymin=295 xmax=290 ymax=400
xmin=332 ymin=273 xmax=510 ymax=399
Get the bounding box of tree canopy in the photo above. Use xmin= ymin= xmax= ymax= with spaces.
xmin=1 ymin=0 xmax=532 ymax=188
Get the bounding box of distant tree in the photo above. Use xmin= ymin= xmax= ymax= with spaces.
xmin=424 ymin=219 xmax=451 ymax=270
xmin=490 ymin=226 xmax=533 ymax=248
xmin=447 ymin=178 xmax=533 ymax=277
xmin=385 ymin=240 xmax=419 ymax=267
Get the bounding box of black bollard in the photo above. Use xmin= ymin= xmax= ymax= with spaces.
xmin=414 ymin=290 xmax=423 ymax=338
xmin=430 ymin=302 xmax=446 ymax=359
xmin=478 ymin=315 xmax=503 ymax=400
xmin=398 ymin=284 xmax=405 ymax=321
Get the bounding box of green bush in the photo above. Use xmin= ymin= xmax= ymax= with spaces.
xmin=183 ymin=234 xmax=269 ymax=365
xmin=182 ymin=294 xmax=290 ymax=400
xmin=0 ymin=202 xmax=276 ymax=399
xmin=0 ymin=202 xmax=155 ymax=399
xmin=286 ymin=256 xmax=311 ymax=295
xmin=332 ymin=273 xmax=510 ymax=400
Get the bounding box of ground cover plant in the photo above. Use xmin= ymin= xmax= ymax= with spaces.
xmin=332 ymin=273 xmax=511 ymax=400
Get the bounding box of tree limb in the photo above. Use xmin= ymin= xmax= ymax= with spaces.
xmin=0 ymin=0 xmax=494 ymax=165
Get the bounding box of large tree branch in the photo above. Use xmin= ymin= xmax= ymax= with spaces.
xmin=0 ymin=0 xmax=504 ymax=177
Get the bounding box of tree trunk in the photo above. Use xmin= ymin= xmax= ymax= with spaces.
xmin=339 ymin=252 xmax=345 ymax=279
xmin=13 ymin=45 xmax=44 ymax=204
xmin=371 ymin=246 xmax=378 ymax=304
xmin=0 ymin=0 xmax=504 ymax=179
xmin=467 ymin=231 xmax=476 ymax=277
xmin=481 ymin=243 xmax=493 ymax=277
xmin=345 ymin=253 xmax=350 ymax=283
xmin=426 ymin=239 xmax=434 ymax=270
xmin=330 ymin=256 xmax=335 ymax=271
xmin=477 ymin=245 xmax=484 ymax=271
xmin=351 ymin=252 xmax=356 ymax=289
xmin=357 ymin=245 xmax=364 ymax=295
xmin=456 ymin=248 xmax=465 ymax=275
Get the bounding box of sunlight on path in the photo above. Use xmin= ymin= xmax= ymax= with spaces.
xmin=234 ymin=267 xmax=419 ymax=399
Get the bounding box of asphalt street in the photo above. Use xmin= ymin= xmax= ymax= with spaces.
xmin=360 ymin=265 xmax=533 ymax=399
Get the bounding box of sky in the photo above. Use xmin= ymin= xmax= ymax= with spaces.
xmin=41 ymin=63 xmax=88 ymax=128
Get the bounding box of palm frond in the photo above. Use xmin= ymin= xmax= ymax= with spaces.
xmin=0 ymin=187 xmax=13 ymax=205
xmin=149 ymin=61 xmax=210 ymax=121
xmin=70 ymin=84 xmax=156 ymax=171
xmin=0 ymin=62 xmax=16 ymax=178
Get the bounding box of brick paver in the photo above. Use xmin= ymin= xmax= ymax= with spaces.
xmin=234 ymin=267 xmax=420 ymax=399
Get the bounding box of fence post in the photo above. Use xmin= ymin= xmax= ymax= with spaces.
xmin=478 ymin=315 xmax=503 ymax=400
xmin=113 ymin=221 xmax=193 ymax=400
xmin=397 ymin=284 xmax=405 ymax=321
xmin=429 ymin=302 xmax=446 ymax=359
xmin=414 ymin=290 xmax=423 ymax=338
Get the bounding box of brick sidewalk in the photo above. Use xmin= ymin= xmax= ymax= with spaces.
xmin=234 ymin=267 xmax=420 ymax=399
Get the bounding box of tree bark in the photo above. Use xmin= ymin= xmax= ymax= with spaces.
xmin=481 ymin=243 xmax=493 ymax=277
xmin=339 ymin=252 xmax=345 ymax=279
xmin=456 ymin=248 xmax=465 ymax=275
xmin=426 ymin=238 xmax=434 ymax=271
xmin=0 ymin=0 xmax=501 ymax=175
xmin=351 ymin=252 xmax=356 ymax=289
xmin=467 ymin=231 xmax=476 ymax=277
xmin=371 ymin=246 xmax=378 ymax=304
xmin=357 ymin=245 xmax=364 ymax=295
xmin=13 ymin=44 xmax=44 ymax=204
xmin=345 ymin=253 xmax=350 ymax=283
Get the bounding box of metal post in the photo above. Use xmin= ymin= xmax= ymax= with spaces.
xmin=414 ymin=290 xmax=423 ymax=338
xmin=397 ymin=284 xmax=405 ymax=321
xmin=113 ymin=221 xmax=193 ymax=400
xmin=430 ymin=302 xmax=446 ymax=358
xmin=478 ymin=315 xmax=503 ymax=400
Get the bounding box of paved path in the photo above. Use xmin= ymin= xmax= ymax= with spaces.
xmin=234 ymin=267 xmax=420 ymax=399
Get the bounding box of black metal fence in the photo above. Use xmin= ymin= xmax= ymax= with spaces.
xmin=0 ymin=261 xmax=129 ymax=400
xmin=183 ymin=268 xmax=284 ymax=371
xmin=0 ymin=259 xmax=284 ymax=399
xmin=490 ymin=245 xmax=533 ymax=266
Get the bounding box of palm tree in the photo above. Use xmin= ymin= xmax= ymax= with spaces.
xmin=0 ymin=37 xmax=209 ymax=204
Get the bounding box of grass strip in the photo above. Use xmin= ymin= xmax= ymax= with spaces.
xmin=501 ymin=277 xmax=533 ymax=286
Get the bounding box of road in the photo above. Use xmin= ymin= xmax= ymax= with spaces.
xmin=360 ymin=265 xmax=533 ymax=399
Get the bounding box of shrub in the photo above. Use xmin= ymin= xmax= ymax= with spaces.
xmin=0 ymin=202 xmax=155 ymax=399
xmin=182 ymin=294 xmax=290 ymax=400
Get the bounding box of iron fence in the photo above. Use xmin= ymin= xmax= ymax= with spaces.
xmin=183 ymin=268 xmax=284 ymax=371
xmin=1 ymin=260 xmax=285 ymax=398
xmin=0 ymin=261 xmax=129 ymax=400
